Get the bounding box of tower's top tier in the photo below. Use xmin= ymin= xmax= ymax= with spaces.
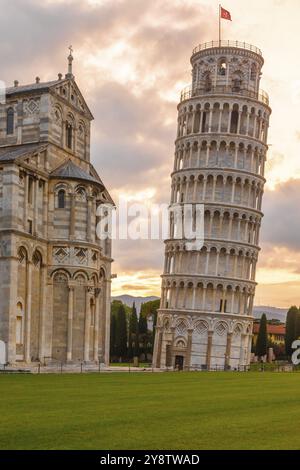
xmin=186 ymin=40 xmax=268 ymax=105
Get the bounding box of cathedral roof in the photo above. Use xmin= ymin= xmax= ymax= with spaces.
xmin=0 ymin=143 xmax=47 ymax=162
xmin=50 ymin=159 xmax=104 ymax=188
xmin=6 ymin=77 xmax=94 ymax=120
xmin=6 ymin=79 xmax=64 ymax=96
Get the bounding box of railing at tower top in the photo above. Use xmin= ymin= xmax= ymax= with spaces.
xmin=180 ymin=84 xmax=269 ymax=106
xmin=192 ymin=40 xmax=262 ymax=56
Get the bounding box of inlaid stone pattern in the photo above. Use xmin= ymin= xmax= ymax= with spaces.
xmin=23 ymin=99 xmax=40 ymax=116
xmin=153 ymin=41 xmax=271 ymax=370
xmin=0 ymin=59 xmax=113 ymax=366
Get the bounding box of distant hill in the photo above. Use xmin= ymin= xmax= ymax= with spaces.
xmin=253 ymin=306 xmax=288 ymax=322
xmin=112 ymin=295 xmax=160 ymax=314
xmin=112 ymin=296 xmax=288 ymax=322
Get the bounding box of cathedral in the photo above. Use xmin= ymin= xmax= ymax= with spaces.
xmin=0 ymin=50 xmax=113 ymax=366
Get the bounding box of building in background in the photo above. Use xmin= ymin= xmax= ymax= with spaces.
xmin=252 ymin=323 xmax=285 ymax=348
xmin=0 ymin=50 xmax=113 ymax=366
xmin=153 ymin=40 xmax=271 ymax=370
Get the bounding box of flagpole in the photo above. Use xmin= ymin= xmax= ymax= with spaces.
xmin=219 ymin=4 xmax=221 ymax=47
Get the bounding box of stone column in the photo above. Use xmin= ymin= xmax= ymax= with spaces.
xmin=43 ymin=180 xmax=48 ymax=239
xmin=84 ymin=287 xmax=92 ymax=362
xmin=5 ymin=256 xmax=18 ymax=364
xmin=231 ymin=289 xmax=235 ymax=313
xmin=193 ymin=179 xmax=198 ymax=201
xmin=192 ymin=286 xmax=197 ymax=310
xmin=231 ymin=179 xmax=236 ymax=203
xmin=38 ymin=263 xmax=47 ymax=361
xmin=154 ymin=326 xmax=163 ymax=368
xmin=25 ymin=260 xmax=32 ymax=363
xmin=227 ymin=108 xmax=232 ymax=133
xmin=170 ymin=326 xmax=176 ymax=368
xmin=225 ymin=332 xmax=233 ymax=368
xmin=233 ymin=254 xmax=238 ymax=277
xmin=69 ymin=193 xmax=76 ymax=240
xmin=208 ymin=109 xmax=213 ymax=133
xmin=212 ymin=176 xmax=217 ymax=202
xmin=237 ymin=111 xmax=242 ymax=134
xmin=182 ymin=285 xmax=188 ymax=308
xmin=246 ymin=112 xmax=250 ymax=136
xmin=206 ymin=331 xmax=213 ymax=369
xmin=33 ymin=177 xmax=39 ymax=236
xmin=205 ymin=250 xmax=210 ymax=275
xmin=186 ymin=328 xmax=193 ymax=369
xmin=218 ymin=109 xmax=222 ymax=132
xmin=199 ymin=111 xmax=204 ymax=134
xmin=93 ymin=289 xmax=100 ymax=362
xmin=197 ymin=143 xmax=201 ymax=166
xmin=208 ymin=214 xmax=213 ymax=237
xmin=23 ymin=173 xmax=29 ymax=230
xmin=228 ymin=214 xmax=233 ymax=238
xmin=205 ymin=145 xmax=210 ymax=166
xmin=67 ymin=285 xmax=74 ymax=362
xmin=212 ymin=287 xmax=217 ymax=312
xmin=215 ymin=251 xmax=220 ymax=276
xmin=87 ymin=196 xmax=93 ymax=242
xmin=104 ymin=278 xmax=112 ymax=365
xmin=221 ymin=287 xmax=226 ymax=313
xmin=253 ymin=115 xmax=257 ymax=138
xmin=202 ymin=286 xmax=207 ymax=310
xmin=219 ymin=214 xmax=224 ymax=238
xmin=196 ymin=252 xmax=201 ymax=273
xmin=185 ymin=180 xmax=189 ymax=201
xmin=92 ymin=198 xmax=97 ymax=243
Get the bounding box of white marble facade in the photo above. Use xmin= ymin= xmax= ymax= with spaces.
xmin=153 ymin=41 xmax=271 ymax=370
xmin=0 ymin=54 xmax=113 ymax=366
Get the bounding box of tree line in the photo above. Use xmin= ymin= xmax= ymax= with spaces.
xmin=110 ymin=299 xmax=159 ymax=362
xmin=254 ymin=306 xmax=300 ymax=360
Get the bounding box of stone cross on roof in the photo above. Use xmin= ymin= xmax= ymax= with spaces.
xmin=67 ymin=45 xmax=74 ymax=78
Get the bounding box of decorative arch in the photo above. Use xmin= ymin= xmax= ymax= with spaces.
xmin=6 ymin=107 xmax=14 ymax=135
xmin=17 ymin=246 xmax=28 ymax=265
xmin=52 ymin=269 xmax=71 ymax=282
xmin=75 ymin=185 xmax=87 ymax=202
xmin=73 ymin=270 xmax=89 ymax=282
xmin=32 ymin=249 xmax=43 ymax=268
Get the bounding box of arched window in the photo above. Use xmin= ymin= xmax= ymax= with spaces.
xmin=230 ymin=110 xmax=239 ymax=133
xmin=250 ymin=63 xmax=257 ymax=81
xmin=232 ymin=71 xmax=243 ymax=92
xmin=66 ymin=123 xmax=73 ymax=149
xmin=16 ymin=302 xmax=24 ymax=345
xmin=203 ymin=72 xmax=212 ymax=92
xmin=6 ymin=108 xmax=14 ymax=135
xmin=218 ymin=58 xmax=227 ymax=76
xmin=58 ymin=189 xmax=66 ymax=209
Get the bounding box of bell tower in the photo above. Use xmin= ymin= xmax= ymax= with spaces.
xmin=153 ymin=40 xmax=271 ymax=370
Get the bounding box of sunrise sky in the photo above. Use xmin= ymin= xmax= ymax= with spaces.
xmin=2 ymin=0 xmax=300 ymax=307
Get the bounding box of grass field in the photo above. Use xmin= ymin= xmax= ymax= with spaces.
xmin=1 ymin=372 xmax=300 ymax=450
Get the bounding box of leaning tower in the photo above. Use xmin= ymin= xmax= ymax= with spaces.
xmin=153 ymin=40 xmax=271 ymax=370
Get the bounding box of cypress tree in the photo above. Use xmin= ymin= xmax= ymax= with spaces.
xmin=127 ymin=307 xmax=133 ymax=360
xmin=110 ymin=313 xmax=117 ymax=359
xmin=115 ymin=303 xmax=128 ymax=361
xmin=138 ymin=308 xmax=148 ymax=359
xmin=128 ymin=303 xmax=139 ymax=359
xmin=295 ymin=306 xmax=300 ymax=341
xmin=285 ymin=306 xmax=300 ymax=357
xmin=255 ymin=313 xmax=268 ymax=358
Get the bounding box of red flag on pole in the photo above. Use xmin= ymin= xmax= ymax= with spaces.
xmin=220 ymin=6 xmax=232 ymax=21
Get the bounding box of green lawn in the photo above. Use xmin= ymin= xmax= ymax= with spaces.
xmin=1 ymin=372 xmax=300 ymax=450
